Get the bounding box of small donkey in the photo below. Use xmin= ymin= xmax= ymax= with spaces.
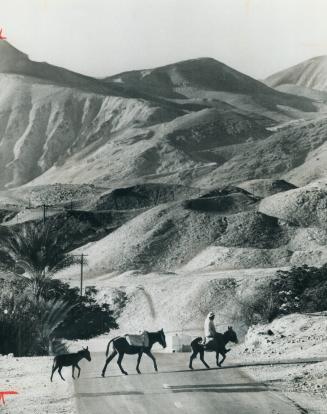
xmin=50 ymin=347 xmax=91 ymax=381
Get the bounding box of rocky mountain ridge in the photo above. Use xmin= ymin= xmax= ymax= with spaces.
xmin=0 ymin=41 xmax=324 ymax=190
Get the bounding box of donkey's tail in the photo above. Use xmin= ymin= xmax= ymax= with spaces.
xmin=52 ymin=355 xmax=59 ymax=366
xmin=105 ymin=336 xmax=119 ymax=357
xmin=51 ymin=356 xmax=58 ymax=377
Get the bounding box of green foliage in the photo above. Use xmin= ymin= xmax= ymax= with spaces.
xmin=237 ymin=264 xmax=327 ymax=325
xmin=43 ymin=278 xmax=118 ymax=340
xmin=0 ymin=222 xmax=80 ymax=298
xmin=271 ymin=264 xmax=327 ymax=314
xmin=0 ymin=221 xmax=118 ymax=356
xmin=0 ymin=280 xmax=72 ymax=355
xmin=0 ymin=277 xmax=118 ymax=355
xmin=112 ymin=288 xmax=129 ymax=318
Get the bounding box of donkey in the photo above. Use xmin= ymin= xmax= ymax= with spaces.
xmin=50 ymin=347 xmax=91 ymax=381
xmin=101 ymin=329 xmax=166 ymax=376
xmin=189 ymin=326 xmax=238 ymax=370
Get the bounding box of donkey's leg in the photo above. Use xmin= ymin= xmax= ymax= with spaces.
xmin=76 ymin=364 xmax=81 ymax=378
xmin=216 ymin=352 xmax=220 ymax=366
xmin=136 ymin=351 xmax=143 ymax=374
xmin=101 ymin=350 xmax=117 ymax=377
xmin=144 ymin=349 xmax=158 ymax=372
xmin=117 ymin=353 xmax=128 ymax=375
xmin=218 ymin=352 xmax=226 ymax=367
xmin=50 ymin=363 xmax=58 ymax=382
xmin=189 ymin=350 xmax=198 ymax=370
xmin=58 ymin=366 xmax=65 ymax=381
xmin=200 ymin=349 xmax=210 ymax=369
xmin=72 ymin=365 xmax=75 ymax=379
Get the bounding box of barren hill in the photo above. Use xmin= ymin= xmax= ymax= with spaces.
xmin=1 ymin=44 xmax=327 ymax=279
xmin=107 ymin=57 xmax=282 ymax=96
xmin=106 ymin=57 xmax=317 ymax=120
xmin=0 ymin=42 xmax=325 ymax=191
xmin=1 ymin=43 xmax=327 ymax=344
xmin=0 ymin=41 xmax=115 ymax=94
xmin=265 ymin=55 xmax=327 ymax=92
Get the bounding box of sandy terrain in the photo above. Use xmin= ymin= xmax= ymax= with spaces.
xmin=1 ymin=312 xmax=326 ymax=413
xmin=237 ymin=313 xmax=327 ymax=413
xmin=0 ymin=355 xmax=76 ymax=414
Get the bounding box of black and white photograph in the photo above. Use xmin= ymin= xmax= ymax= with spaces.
xmin=0 ymin=0 xmax=327 ymax=413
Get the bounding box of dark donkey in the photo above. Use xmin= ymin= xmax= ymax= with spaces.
xmin=101 ymin=329 xmax=166 ymax=376
xmin=50 ymin=347 xmax=91 ymax=381
xmin=189 ymin=326 xmax=238 ymax=370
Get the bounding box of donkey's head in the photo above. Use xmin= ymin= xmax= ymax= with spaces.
xmin=158 ymin=329 xmax=167 ymax=349
xmin=226 ymin=326 xmax=238 ymax=344
xmin=81 ymin=346 xmax=92 ymax=361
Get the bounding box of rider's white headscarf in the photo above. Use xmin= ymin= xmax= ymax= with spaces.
xmin=204 ymin=312 xmax=216 ymax=337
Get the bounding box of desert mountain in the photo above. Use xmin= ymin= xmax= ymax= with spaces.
xmin=107 ymin=57 xmax=288 ymax=96
xmin=106 ymin=57 xmax=316 ymax=120
xmin=1 ymin=44 xmax=327 ymax=337
xmin=0 ymin=41 xmax=112 ymax=93
xmin=63 ymin=180 xmax=327 ymax=278
xmin=0 ymin=42 xmax=323 ymax=191
xmin=0 ymin=41 xmax=188 ymax=188
xmin=265 ymin=55 xmax=327 ymax=92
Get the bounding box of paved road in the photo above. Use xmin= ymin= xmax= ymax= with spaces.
xmin=74 ymin=352 xmax=300 ymax=414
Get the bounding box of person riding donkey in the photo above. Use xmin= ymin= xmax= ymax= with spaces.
xmin=204 ymin=311 xmax=230 ymax=353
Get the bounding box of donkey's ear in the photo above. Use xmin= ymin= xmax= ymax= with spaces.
xmin=228 ymin=326 xmax=232 ymax=330
xmin=86 ymin=346 xmax=89 ymax=350
xmin=161 ymin=328 xmax=163 ymax=332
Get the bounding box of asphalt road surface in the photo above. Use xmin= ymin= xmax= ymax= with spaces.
xmin=74 ymin=352 xmax=300 ymax=414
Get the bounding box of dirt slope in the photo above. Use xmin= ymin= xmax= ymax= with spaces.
xmin=265 ymin=55 xmax=327 ymax=91
xmin=0 ymin=42 xmax=323 ymax=190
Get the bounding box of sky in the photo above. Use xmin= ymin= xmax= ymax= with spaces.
xmin=1 ymin=0 xmax=327 ymax=79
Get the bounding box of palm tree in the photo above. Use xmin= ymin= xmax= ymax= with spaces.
xmin=35 ymin=297 xmax=75 ymax=355
xmin=0 ymin=288 xmax=75 ymax=356
xmin=0 ymin=222 xmax=80 ymax=298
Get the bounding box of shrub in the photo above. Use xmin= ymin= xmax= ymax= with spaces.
xmin=271 ymin=264 xmax=327 ymax=314
xmin=36 ymin=278 xmax=118 ymax=340
xmin=112 ymin=288 xmax=129 ymax=318
xmin=235 ymin=264 xmax=327 ymax=326
xmin=0 ymin=277 xmax=118 ymax=355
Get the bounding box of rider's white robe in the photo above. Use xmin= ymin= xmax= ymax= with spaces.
xmin=204 ymin=315 xmax=217 ymax=340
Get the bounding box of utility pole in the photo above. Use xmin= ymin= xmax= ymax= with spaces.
xmin=73 ymin=254 xmax=88 ymax=296
xmin=41 ymin=204 xmax=50 ymax=225
xmin=80 ymin=253 xmax=84 ymax=296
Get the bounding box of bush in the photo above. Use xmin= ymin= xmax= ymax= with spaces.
xmin=111 ymin=288 xmax=129 ymax=318
xmin=35 ymin=278 xmax=118 ymax=340
xmin=236 ymin=264 xmax=327 ymax=325
xmin=271 ymin=264 xmax=327 ymax=314
xmin=0 ymin=277 xmax=118 ymax=355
